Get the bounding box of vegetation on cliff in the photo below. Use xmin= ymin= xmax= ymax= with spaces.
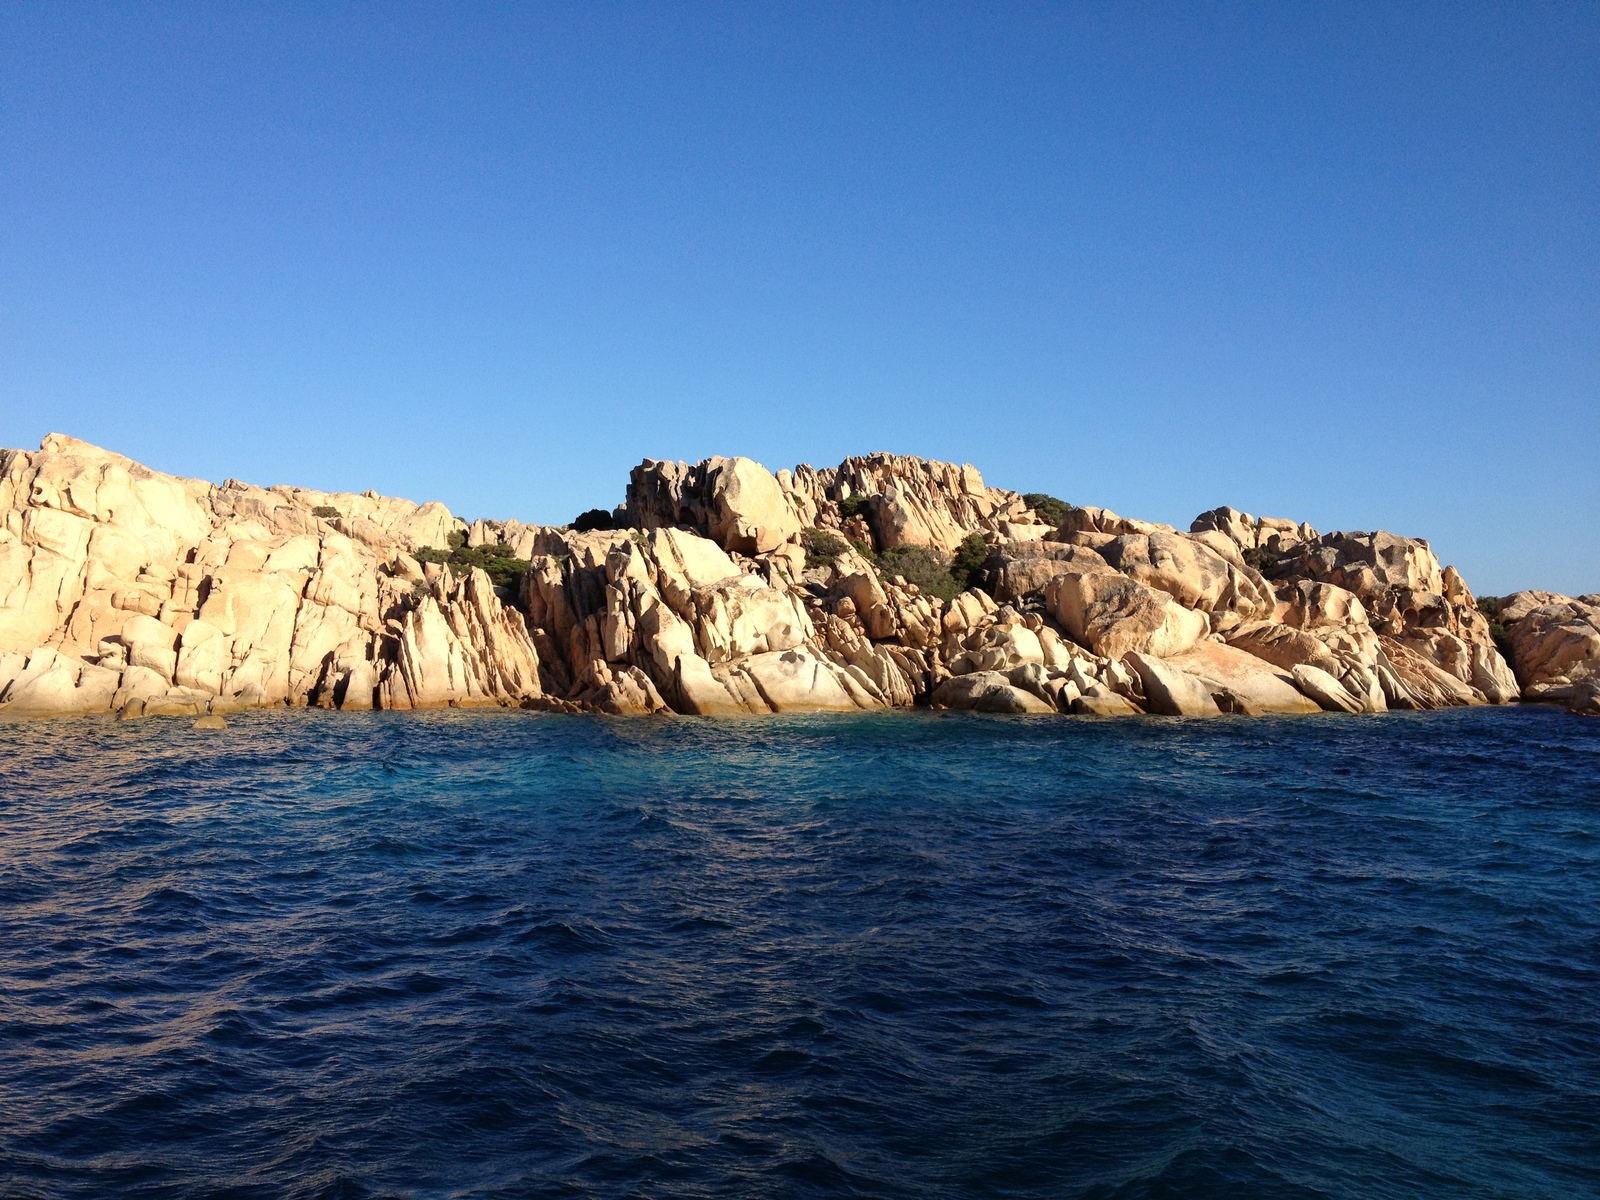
xmin=414 ymin=532 xmax=529 ymax=589
xmin=572 ymin=509 xmax=615 ymax=532
xmin=1021 ymin=493 xmax=1073 ymax=527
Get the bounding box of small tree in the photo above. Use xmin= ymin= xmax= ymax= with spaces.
xmin=572 ymin=508 xmax=614 ymax=532
xmin=950 ymin=534 xmax=992 ymax=593
xmin=838 ymin=495 xmax=872 ymax=522
xmin=1021 ymin=493 xmax=1072 ymax=527
xmin=801 ymin=527 xmax=849 ymax=567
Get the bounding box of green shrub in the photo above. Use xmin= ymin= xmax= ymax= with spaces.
xmin=877 ymin=544 xmax=961 ymax=602
xmin=1477 ymin=598 xmax=1511 ymax=654
xmin=801 ymin=527 xmax=849 ymax=567
xmin=573 ymin=508 xmax=614 ymax=532
xmin=1242 ymin=546 xmax=1279 ymax=574
xmin=830 ymin=535 xmax=991 ymax=602
xmin=1021 ymin=493 xmax=1072 ymax=528
xmin=312 ymin=505 xmax=341 ymax=520
xmin=413 ymin=533 xmax=530 ymax=590
xmin=1489 ymin=619 xmax=1514 ymax=662
xmin=838 ymin=495 xmax=872 ymax=523
xmin=950 ymin=533 xmax=992 ymax=592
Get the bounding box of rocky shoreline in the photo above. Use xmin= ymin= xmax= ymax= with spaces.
xmin=1 ymin=434 xmax=1594 ymax=722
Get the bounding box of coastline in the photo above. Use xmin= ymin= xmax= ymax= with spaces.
xmin=2 ymin=435 xmax=1594 ymax=723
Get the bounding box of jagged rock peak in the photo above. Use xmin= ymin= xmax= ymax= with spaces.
xmin=627 ymin=450 xmax=1056 ymax=557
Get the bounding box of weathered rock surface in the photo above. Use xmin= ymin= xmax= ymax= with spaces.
xmin=1125 ymin=652 xmax=1222 ymax=717
xmin=1493 ymin=591 xmax=1600 ymax=714
xmin=627 ymin=457 xmax=803 ymax=555
xmin=0 ymin=434 xmax=1544 ymax=721
xmin=0 ymin=435 xmax=538 ymax=719
xmin=1043 ymin=568 xmax=1210 ymax=660
xmin=1291 ymin=664 xmax=1365 ymax=714
xmin=1164 ymin=641 xmax=1321 ymax=715
xmin=782 ymin=453 xmax=1046 ymax=553
xmin=1095 ymin=532 xmax=1275 ymax=621
xmin=930 ymin=670 xmax=1055 ymax=714
xmin=1191 ymin=506 xmax=1318 ymax=554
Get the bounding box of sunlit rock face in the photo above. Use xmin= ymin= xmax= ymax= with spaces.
xmin=0 ymin=435 xmax=541 ymax=719
xmin=0 ymin=436 xmax=1532 ymax=719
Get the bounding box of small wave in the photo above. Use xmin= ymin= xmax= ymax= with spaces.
xmin=0 ymin=704 xmax=1594 ymax=1199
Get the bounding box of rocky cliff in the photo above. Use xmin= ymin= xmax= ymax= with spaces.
xmin=1 ymin=434 xmax=1581 ymax=721
xmin=1486 ymin=591 xmax=1600 ymax=716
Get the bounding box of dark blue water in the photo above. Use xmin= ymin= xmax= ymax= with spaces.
xmin=1 ymin=708 xmax=1597 ymax=1199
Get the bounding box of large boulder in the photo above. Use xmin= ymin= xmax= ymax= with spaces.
xmin=1496 ymin=592 xmax=1600 ymax=711
xmin=1164 ymin=641 xmax=1321 ymax=715
xmin=777 ymin=453 xmax=1033 ymax=553
xmin=627 ymin=456 xmax=802 ymax=554
xmin=988 ymin=543 xmax=1109 ymax=604
xmin=705 ymin=458 xmax=802 ymax=554
xmin=1124 ymin=652 xmax=1222 ymax=717
xmin=738 ymin=648 xmax=868 ymax=712
xmin=1095 ymin=532 xmax=1275 ymax=619
xmin=1278 ymin=530 xmax=1445 ymax=598
xmin=650 ymin=527 xmax=741 ymax=590
xmin=1056 ymin=506 xmax=1175 ymax=538
xmin=1226 ymin=622 xmax=1345 ymax=677
xmin=1190 ymin=506 xmax=1317 ymax=553
xmin=1043 ymin=568 xmax=1209 ymax=660
xmin=947 ymin=622 xmax=1046 ymax=675
xmin=1290 ymin=664 xmax=1364 ymax=714
xmin=1377 ymin=637 xmax=1481 ymax=708
xmin=931 ymin=670 xmax=1056 ymax=714
xmin=1070 ymin=687 xmax=1142 ymax=716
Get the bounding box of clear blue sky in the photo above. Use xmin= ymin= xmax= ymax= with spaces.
xmin=2 ymin=3 xmax=1595 ymax=595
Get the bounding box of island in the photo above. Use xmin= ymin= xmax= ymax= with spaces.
xmin=1 ymin=435 xmax=1595 ymax=720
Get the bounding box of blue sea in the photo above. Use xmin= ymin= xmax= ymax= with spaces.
xmin=1 ymin=707 xmax=1597 ymax=1199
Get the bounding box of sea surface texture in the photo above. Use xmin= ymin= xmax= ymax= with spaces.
xmin=1 ymin=708 xmax=1597 ymax=1199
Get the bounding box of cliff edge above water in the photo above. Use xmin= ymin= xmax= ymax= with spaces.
xmin=1 ymin=435 xmax=1593 ymax=721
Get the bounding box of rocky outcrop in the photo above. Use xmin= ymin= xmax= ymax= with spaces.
xmin=1 ymin=434 xmax=1545 ymax=722
xmin=1203 ymin=521 xmax=1518 ymax=711
xmin=1191 ymin=506 xmax=1318 ymax=553
xmin=1042 ymin=567 xmax=1210 ymax=660
xmin=627 ymin=457 xmax=804 ymax=555
xmin=0 ymin=435 xmax=541 ymax=720
xmin=1161 ymin=641 xmax=1320 ymax=715
xmin=1492 ymin=591 xmax=1600 ymax=715
xmin=783 ymin=453 xmax=1052 ymax=552
xmin=1094 ymin=532 xmax=1275 ymax=622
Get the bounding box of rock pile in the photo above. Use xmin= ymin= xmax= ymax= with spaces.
xmin=1 ymin=434 xmax=1571 ymax=720
xmin=1490 ymin=591 xmax=1600 ymax=715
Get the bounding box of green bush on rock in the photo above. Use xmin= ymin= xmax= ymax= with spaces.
xmin=950 ymin=533 xmax=992 ymax=593
xmin=414 ymin=531 xmax=529 ymax=590
xmin=1021 ymin=493 xmax=1073 ymax=528
xmin=1243 ymin=546 xmax=1281 ymax=575
xmin=838 ymin=495 xmax=872 ymax=523
xmin=572 ymin=508 xmax=615 ymax=532
xmin=312 ymin=505 xmax=341 ymax=520
xmin=876 ymin=545 xmax=959 ymax=601
xmin=1477 ymin=597 xmax=1515 ymax=659
xmin=822 ymin=530 xmax=992 ymax=601
xmin=801 ymin=527 xmax=849 ymax=567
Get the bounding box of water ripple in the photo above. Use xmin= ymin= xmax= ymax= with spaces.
xmin=0 ymin=706 xmax=1597 ymax=1198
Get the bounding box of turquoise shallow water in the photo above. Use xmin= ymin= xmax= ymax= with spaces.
xmin=1 ymin=706 xmax=1597 ymax=1199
